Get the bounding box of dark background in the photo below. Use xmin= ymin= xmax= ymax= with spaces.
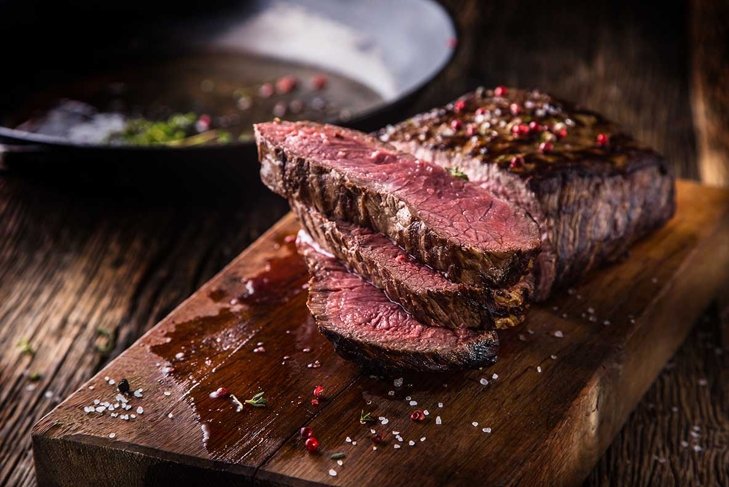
xmin=1 ymin=0 xmax=728 ymax=485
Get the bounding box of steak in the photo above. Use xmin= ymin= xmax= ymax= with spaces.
xmin=379 ymin=87 xmax=676 ymax=299
xmin=297 ymin=231 xmax=499 ymax=371
xmin=255 ymin=120 xmax=541 ymax=290
xmin=294 ymin=203 xmax=530 ymax=330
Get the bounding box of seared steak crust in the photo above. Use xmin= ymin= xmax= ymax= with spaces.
xmin=255 ymin=121 xmax=540 ymax=290
xmin=294 ymin=203 xmax=530 ymax=330
xmin=298 ymin=231 xmax=499 ymax=371
xmin=379 ymin=87 xmax=675 ymax=297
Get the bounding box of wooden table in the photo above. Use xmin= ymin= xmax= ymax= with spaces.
xmin=1 ymin=0 xmax=728 ymax=485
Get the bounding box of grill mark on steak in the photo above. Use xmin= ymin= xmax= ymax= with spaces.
xmin=379 ymin=87 xmax=676 ymax=298
xmin=255 ymin=121 xmax=541 ymax=289
xmin=294 ymin=203 xmax=531 ymax=330
xmin=298 ymin=231 xmax=499 ymax=371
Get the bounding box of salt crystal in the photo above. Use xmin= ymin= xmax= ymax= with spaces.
xmin=380 ymin=417 xmax=389 ymax=425
xmin=329 ymin=469 xmax=337 ymax=477
xmin=168 ymin=413 xmax=174 ymax=419
xmin=388 ymin=391 xmax=395 ymax=396
xmin=423 ymin=410 xmax=429 ymax=416
xmin=130 ymin=414 xmax=136 ymax=419
xmin=44 ymin=391 xmax=53 ymax=399
xmin=352 ymin=441 xmax=357 ymax=446
xmin=472 ymin=421 xmax=479 ymax=427
xmin=550 ymin=355 xmax=557 ymax=360
xmin=409 ymin=400 xmax=417 ymax=406
xmin=405 ymin=396 xmax=411 ymax=401
xmin=681 ymin=441 xmax=689 ymax=448
xmin=302 ymin=348 xmax=311 ymax=353
xmin=108 ymin=379 xmax=116 ymax=385
xmin=436 ymin=416 xmax=442 ymax=425
xmin=408 ymin=440 xmax=415 ymax=446
xmin=479 ymin=378 xmax=489 ymax=386
xmin=537 ymin=366 xmax=542 ymax=373
xmin=109 ymin=433 xmax=116 ymax=438
xmin=491 ymin=373 xmax=498 ymax=380
xmin=553 ymin=330 xmax=564 ymax=338
xmin=104 ymin=376 xmax=110 ymax=381
xmin=396 ymin=435 xmax=403 ymax=442
xmin=164 ymin=391 xmax=171 ymax=396
xmin=483 ymin=427 xmax=492 ymax=433
xmin=337 ymin=460 xmax=343 ymax=466
xmin=93 ymin=399 xmax=100 ymax=405
xmin=394 ymin=444 xmax=401 ymax=449
xmin=137 ymin=407 xmax=144 ymax=414
xmin=345 ymin=436 xmax=352 ymax=443
xmin=438 ymin=402 xmax=444 ymax=408
xmin=393 ymin=377 xmax=404 ymax=388
xmin=698 ymin=378 xmax=708 ymax=386
xmin=392 ymin=431 xmax=399 ymax=435
xmin=372 ymin=446 xmax=377 ymax=451
xmin=420 ymin=437 xmax=426 ymax=442
xmin=134 ymin=389 xmax=143 ymax=398
xmin=175 ymin=352 xmax=184 ymax=360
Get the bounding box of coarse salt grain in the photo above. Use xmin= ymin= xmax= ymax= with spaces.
xmin=329 ymin=469 xmax=337 ymax=477
xmin=537 ymin=366 xmax=542 ymax=373
xmin=393 ymin=378 xmax=403 ymax=388
xmin=337 ymin=460 xmax=343 ymax=466
xmin=164 ymin=391 xmax=171 ymax=396
xmin=483 ymin=427 xmax=492 ymax=433
xmin=345 ymin=437 xmax=352 ymax=443
xmin=420 ymin=437 xmax=426 ymax=442
xmin=352 ymin=441 xmax=357 ymax=446
xmin=408 ymin=440 xmax=415 ymax=446
xmin=409 ymin=400 xmax=417 ymax=406
xmin=109 ymin=433 xmax=116 ymax=438
xmin=550 ymin=355 xmax=557 ymax=360
xmin=491 ymin=373 xmax=498 ymax=380
xmin=394 ymin=444 xmax=401 ymax=449
xmin=472 ymin=421 xmax=478 ymax=427
xmin=168 ymin=413 xmax=174 ymax=419
xmin=423 ymin=410 xmax=429 ymax=416
xmin=479 ymin=378 xmax=489 ymax=386
xmin=137 ymin=407 xmax=144 ymax=414
xmin=553 ymin=330 xmax=564 ymax=338
xmin=436 ymin=416 xmax=442 ymax=425
xmin=388 ymin=391 xmax=395 ymax=396
xmin=438 ymin=402 xmax=444 ymax=408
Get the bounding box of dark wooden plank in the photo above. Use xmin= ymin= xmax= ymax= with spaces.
xmin=0 ymin=176 xmax=288 ymax=486
xmin=31 ymin=181 xmax=729 ymax=486
xmin=690 ymin=0 xmax=729 ymax=187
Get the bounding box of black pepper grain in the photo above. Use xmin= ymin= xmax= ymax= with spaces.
xmin=117 ymin=378 xmax=130 ymax=394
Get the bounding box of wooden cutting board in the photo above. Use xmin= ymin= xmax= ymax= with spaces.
xmin=32 ymin=180 xmax=729 ymax=487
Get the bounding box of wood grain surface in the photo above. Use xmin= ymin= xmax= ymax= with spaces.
xmin=2 ymin=0 xmax=729 ymax=485
xmin=30 ymin=181 xmax=729 ymax=486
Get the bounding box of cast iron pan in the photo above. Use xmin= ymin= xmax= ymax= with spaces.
xmin=0 ymin=0 xmax=456 ymax=189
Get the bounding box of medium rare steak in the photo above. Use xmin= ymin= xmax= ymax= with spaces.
xmin=294 ymin=203 xmax=530 ymax=330
xmin=255 ymin=120 xmax=541 ymax=290
xmin=297 ymin=231 xmax=499 ymax=371
xmin=379 ymin=87 xmax=675 ymax=299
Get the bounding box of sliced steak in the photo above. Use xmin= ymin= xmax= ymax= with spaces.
xmin=255 ymin=120 xmax=541 ymax=290
xmin=294 ymin=203 xmax=530 ymax=329
xmin=379 ymin=87 xmax=675 ymax=299
xmin=297 ymin=231 xmax=499 ymax=371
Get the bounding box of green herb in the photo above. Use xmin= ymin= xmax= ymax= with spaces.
xmin=231 ymin=394 xmax=245 ymax=412
xmin=359 ymin=410 xmax=375 ymax=424
xmin=18 ymin=338 xmax=35 ymax=357
xmin=244 ymin=391 xmax=267 ymax=408
xmin=330 ymin=452 xmax=346 ymax=460
xmin=28 ymin=372 xmax=42 ymax=382
xmin=447 ymin=166 xmax=469 ymax=181
xmin=95 ymin=327 xmax=115 ymax=355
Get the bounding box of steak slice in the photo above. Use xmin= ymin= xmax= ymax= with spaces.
xmin=297 ymin=231 xmax=499 ymax=371
xmin=294 ymin=203 xmax=530 ymax=329
xmin=379 ymin=87 xmax=675 ymax=299
xmin=255 ymin=120 xmax=541 ymax=289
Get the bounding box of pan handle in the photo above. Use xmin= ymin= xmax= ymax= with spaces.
xmin=0 ymin=143 xmax=45 ymax=170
